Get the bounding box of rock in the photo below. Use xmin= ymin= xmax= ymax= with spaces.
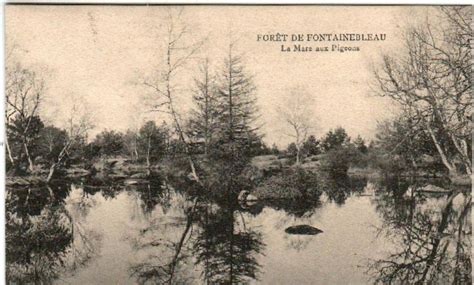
xmin=238 ymin=190 xmax=250 ymax=201
xmin=130 ymin=172 xmax=148 ymax=179
xmin=246 ymin=194 xmax=258 ymax=201
xmin=93 ymin=157 xmax=130 ymax=172
xmin=239 ymin=199 xmax=257 ymax=209
xmin=124 ymin=178 xmax=147 ymax=185
xmin=238 ymin=190 xmax=258 ymax=202
xmin=404 ymin=186 xmax=415 ymax=198
xmin=420 ymin=184 xmax=450 ymax=193
xmin=285 ymin=225 xmax=323 ymax=235
xmin=360 ymin=182 xmax=376 ymax=196
xmin=187 ymin=172 xmax=198 ymax=181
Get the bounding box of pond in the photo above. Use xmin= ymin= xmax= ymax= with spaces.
xmin=5 ymin=174 xmax=472 ymax=284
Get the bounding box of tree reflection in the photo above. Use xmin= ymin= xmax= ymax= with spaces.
xmin=128 ymin=190 xmax=198 ymax=284
xmin=128 ymin=174 xmax=171 ymax=214
xmin=63 ymin=185 xmax=103 ymax=271
xmin=318 ymin=174 xmax=367 ymax=204
xmin=6 ymin=198 xmax=72 ymax=284
xmin=6 ymin=185 xmax=102 ymax=284
xmin=369 ymin=187 xmax=472 ymax=284
xmin=193 ymin=203 xmax=265 ymax=284
xmin=128 ymin=173 xmax=265 ymax=285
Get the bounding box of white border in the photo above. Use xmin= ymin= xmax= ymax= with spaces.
xmin=3 ymin=1 xmax=474 ymax=4
xmin=0 ymin=1 xmax=471 ymax=284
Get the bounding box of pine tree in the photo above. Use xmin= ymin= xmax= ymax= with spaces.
xmin=188 ymin=58 xmax=218 ymax=156
xmin=213 ymin=43 xmax=259 ymax=163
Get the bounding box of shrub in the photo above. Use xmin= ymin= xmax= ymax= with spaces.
xmin=320 ymin=146 xmax=356 ymax=175
xmin=253 ymin=168 xmax=320 ymax=200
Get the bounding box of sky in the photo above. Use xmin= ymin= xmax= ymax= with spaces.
xmin=5 ymin=5 xmax=431 ymax=147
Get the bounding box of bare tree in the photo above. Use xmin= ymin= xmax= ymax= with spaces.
xmin=142 ymin=7 xmax=204 ymax=184
xmin=123 ymin=130 xmax=139 ymax=161
xmin=278 ymin=86 xmax=316 ymax=165
xmin=46 ymin=96 xmax=93 ymax=183
xmin=373 ymin=6 xmax=472 ymax=176
xmin=5 ymin=61 xmax=45 ymax=172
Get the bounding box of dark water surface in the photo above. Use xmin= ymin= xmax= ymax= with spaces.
xmin=6 ymin=175 xmax=472 ymax=284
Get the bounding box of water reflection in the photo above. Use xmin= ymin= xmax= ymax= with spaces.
xmin=193 ymin=203 xmax=265 ymax=284
xmin=128 ymin=190 xmax=197 ymax=284
xmin=6 ymin=185 xmax=101 ymax=284
xmin=369 ymin=187 xmax=472 ymax=284
xmin=5 ymin=174 xmax=471 ymax=284
xmin=6 ymin=193 xmax=72 ymax=284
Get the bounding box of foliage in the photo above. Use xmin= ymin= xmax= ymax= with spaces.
xmin=320 ymin=146 xmax=358 ymax=176
xmin=6 ymin=193 xmax=72 ymax=284
xmin=286 ymin=142 xmax=298 ymax=159
xmin=213 ymin=47 xmax=259 ymax=155
xmin=254 ymin=168 xmax=320 ymax=200
xmin=270 ymin=143 xmax=280 ymax=155
xmin=92 ymin=130 xmax=124 ymax=157
xmin=247 ymin=135 xmax=272 ymax=157
xmin=320 ymin=127 xmax=351 ymax=152
xmin=7 ymin=115 xmax=45 ymax=172
xmin=372 ymin=115 xmax=449 ymax=176
xmin=353 ymin=135 xmax=368 ymax=154
xmin=302 ymin=135 xmax=321 ymax=156
xmin=34 ymin=126 xmax=68 ymax=164
xmin=5 ymin=61 xmax=45 ymax=173
xmin=204 ymin=45 xmax=261 ymax=180
xmin=187 ymin=59 xmax=218 ymax=155
xmin=122 ymin=130 xmax=139 ymax=161
xmin=138 ymin=121 xmax=167 ymax=166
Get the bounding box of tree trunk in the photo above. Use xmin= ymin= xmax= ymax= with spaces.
xmin=460 ymin=139 xmax=471 ymax=174
xmin=296 ymin=146 xmax=301 ymax=165
xmin=167 ymin=197 xmax=198 ymax=284
xmin=426 ymin=124 xmax=457 ymax=175
xmin=46 ymin=163 xmax=57 ymax=183
xmin=162 ymin=18 xmax=202 ymax=186
xmin=133 ymin=142 xmax=139 ymax=162
xmin=5 ymin=137 xmax=15 ymax=166
xmin=146 ymin=136 xmax=151 ymax=169
xmin=23 ymin=140 xmax=34 ymax=172
xmin=449 ymin=134 xmax=472 ymax=175
xmin=47 ymin=142 xmax=70 ymax=183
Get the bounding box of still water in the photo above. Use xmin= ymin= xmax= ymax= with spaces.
xmin=6 ymin=175 xmax=472 ymax=284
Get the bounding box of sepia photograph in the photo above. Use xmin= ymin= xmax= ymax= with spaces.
xmin=3 ymin=4 xmax=472 ymax=284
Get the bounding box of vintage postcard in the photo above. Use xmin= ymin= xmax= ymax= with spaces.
xmin=4 ymin=4 xmax=472 ymax=284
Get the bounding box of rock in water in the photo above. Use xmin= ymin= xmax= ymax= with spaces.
xmin=246 ymin=194 xmax=258 ymax=201
xmin=238 ymin=190 xmax=259 ymax=203
xmin=238 ymin=190 xmax=250 ymax=201
xmin=285 ymin=225 xmax=323 ymax=235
